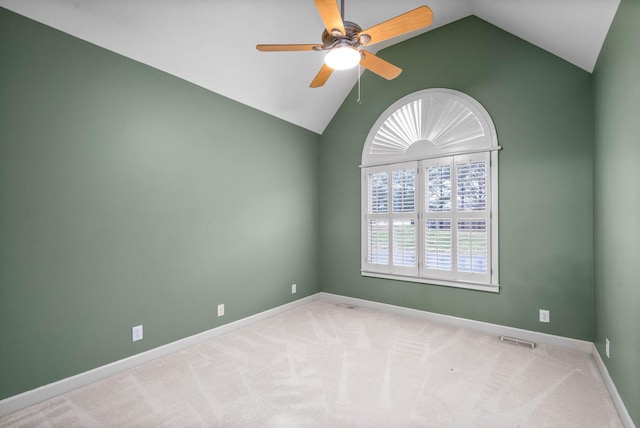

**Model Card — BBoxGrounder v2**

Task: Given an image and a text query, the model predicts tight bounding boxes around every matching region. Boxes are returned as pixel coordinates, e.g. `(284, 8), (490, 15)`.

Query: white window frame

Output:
(361, 89), (500, 293)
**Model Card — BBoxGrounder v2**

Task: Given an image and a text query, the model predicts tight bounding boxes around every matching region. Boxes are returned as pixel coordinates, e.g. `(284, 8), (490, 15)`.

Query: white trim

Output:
(0, 295), (319, 417)
(360, 146), (502, 169)
(318, 292), (591, 353)
(591, 344), (635, 428)
(361, 270), (500, 293)
(489, 150), (499, 286)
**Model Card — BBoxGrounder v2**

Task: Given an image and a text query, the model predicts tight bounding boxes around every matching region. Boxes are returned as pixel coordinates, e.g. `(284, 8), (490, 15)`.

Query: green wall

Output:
(319, 17), (594, 340)
(0, 8), (320, 400)
(593, 0), (640, 424)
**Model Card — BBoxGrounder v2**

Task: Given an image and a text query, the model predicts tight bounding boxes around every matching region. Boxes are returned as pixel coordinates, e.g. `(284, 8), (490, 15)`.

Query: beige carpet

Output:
(0, 300), (623, 427)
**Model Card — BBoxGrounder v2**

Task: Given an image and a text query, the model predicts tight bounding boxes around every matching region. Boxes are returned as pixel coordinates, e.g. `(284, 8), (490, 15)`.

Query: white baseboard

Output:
(318, 292), (593, 353)
(2, 292), (634, 427)
(0, 294), (319, 417)
(318, 292), (635, 427)
(591, 343), (635, 428)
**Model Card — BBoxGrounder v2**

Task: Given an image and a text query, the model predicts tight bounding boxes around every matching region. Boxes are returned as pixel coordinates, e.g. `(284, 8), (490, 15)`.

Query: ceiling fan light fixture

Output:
(324, 45), (361, 70)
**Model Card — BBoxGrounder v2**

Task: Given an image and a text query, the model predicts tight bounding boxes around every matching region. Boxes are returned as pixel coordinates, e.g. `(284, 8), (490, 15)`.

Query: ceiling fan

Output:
(256, 0), (433, 88)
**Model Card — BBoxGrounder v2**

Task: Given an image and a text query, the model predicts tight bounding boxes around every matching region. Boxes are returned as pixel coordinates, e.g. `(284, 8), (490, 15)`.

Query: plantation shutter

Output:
(363, 162), (418, 276)
(423, 157), (454, 280)
(366, 167), (389, 266)
(454, 153), (491, 283)
(422, 153), (490, 283)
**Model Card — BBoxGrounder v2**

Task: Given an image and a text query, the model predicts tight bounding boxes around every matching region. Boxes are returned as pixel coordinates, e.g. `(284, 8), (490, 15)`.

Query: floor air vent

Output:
(499, 335), (536, 348)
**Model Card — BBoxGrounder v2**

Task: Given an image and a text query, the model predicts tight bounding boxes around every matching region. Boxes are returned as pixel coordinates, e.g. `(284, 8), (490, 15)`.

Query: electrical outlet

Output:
(217, 303), (224, 317)
(606, 338), (610, 358)
(291, 283), (297, 294)
(132, 325), (143, 342)
(539, 309), (550, 323)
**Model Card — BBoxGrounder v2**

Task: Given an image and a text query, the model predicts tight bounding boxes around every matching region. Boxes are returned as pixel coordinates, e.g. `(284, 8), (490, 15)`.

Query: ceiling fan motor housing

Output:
(319, 21), (365, 50)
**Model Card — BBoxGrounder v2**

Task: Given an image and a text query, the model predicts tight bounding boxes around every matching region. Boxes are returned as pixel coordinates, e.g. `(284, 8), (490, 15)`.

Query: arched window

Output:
(361, 89), (500, 292)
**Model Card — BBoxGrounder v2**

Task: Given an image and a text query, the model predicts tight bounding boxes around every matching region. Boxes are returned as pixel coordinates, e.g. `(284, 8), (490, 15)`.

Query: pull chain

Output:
(356, 63), (362, 104)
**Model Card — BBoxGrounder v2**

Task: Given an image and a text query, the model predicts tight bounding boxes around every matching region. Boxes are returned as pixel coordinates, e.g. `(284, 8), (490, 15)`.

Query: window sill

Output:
(361, 270), (500, 293)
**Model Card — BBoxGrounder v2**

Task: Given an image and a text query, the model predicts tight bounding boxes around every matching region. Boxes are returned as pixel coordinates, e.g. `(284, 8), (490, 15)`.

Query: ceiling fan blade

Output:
(359, 6), (433, 46)
(314, 0), (345, 37)
(310, 64), (334, 88)
(256, 44), (322, 52)
(359, 51), (402, 80)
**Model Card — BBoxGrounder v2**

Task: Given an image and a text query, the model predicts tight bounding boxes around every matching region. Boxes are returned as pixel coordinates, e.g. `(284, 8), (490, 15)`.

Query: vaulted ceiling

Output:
(0, 0), (620, 134)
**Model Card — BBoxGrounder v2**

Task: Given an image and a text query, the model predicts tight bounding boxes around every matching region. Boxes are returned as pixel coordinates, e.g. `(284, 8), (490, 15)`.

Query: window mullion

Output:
(451, 156), (459, 277)
(416, 164), (424, 275)
(386, 167), (393, 270)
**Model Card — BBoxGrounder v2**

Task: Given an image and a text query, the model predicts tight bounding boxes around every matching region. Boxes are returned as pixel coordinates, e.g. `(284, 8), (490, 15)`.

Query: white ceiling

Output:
(0, 0), (620, 134)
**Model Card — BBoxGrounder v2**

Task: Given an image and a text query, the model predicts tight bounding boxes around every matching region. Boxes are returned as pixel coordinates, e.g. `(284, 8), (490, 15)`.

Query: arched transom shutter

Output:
(362, 88), (498, 167)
